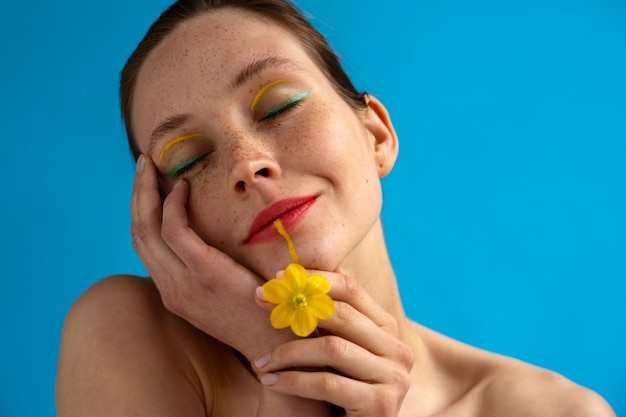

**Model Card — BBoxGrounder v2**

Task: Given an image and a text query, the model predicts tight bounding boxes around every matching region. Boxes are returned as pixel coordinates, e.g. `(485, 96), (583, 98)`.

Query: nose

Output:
(229, 140), (281, 193)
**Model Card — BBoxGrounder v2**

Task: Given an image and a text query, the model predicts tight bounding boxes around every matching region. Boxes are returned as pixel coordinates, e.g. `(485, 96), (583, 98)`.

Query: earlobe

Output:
(363, 95), (399, 178)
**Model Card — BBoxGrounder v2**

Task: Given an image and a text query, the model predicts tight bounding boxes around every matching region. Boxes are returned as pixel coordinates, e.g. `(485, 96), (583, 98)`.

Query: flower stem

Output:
(273, 218), (300, 264)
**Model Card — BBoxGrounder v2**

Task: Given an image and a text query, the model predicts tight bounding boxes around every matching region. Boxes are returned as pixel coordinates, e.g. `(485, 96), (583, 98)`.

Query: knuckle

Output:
(396, 341), (415, 371)
(130, 222), (150, 246)
(322, 336), (349, 359)
(316, 373), (338, 396)
(159, 290), (182, 315)
(334, 301), (356, 323)
(383, 314), (399, 335)
(342, 273), (360, 295)
(390, 366), (411, 393)
(372, 387), (403, 417)
(370, 395), (393, 417)
(160, 222), (178, 244)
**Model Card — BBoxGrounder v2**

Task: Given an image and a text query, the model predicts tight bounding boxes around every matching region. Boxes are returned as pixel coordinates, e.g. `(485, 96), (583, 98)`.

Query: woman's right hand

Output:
(132, 155), (331, 417)
(131, 154), (279, 359)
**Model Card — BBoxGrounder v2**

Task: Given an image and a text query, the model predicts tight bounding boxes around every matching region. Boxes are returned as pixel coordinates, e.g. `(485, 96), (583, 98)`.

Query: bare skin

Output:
(56, 8), (615, 417)
(56, 272), (614, 416)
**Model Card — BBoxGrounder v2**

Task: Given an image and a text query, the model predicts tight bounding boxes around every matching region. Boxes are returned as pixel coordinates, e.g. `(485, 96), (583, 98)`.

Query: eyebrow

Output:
(146, 56), (298, 156)
(231, 56), (295, 90)
(147, 113), (191, 157)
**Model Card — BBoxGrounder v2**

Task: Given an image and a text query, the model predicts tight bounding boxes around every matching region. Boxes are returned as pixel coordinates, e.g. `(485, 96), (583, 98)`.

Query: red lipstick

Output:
(245, 195), (318, 245)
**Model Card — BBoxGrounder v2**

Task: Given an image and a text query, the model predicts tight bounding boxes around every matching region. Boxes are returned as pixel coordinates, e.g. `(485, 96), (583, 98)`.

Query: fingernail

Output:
(136, 155), (146, 173)
(173, 179), (183, 190)
(256, 286), (266, 301)
(275, 270), (285, 278)
(260, 373), (278, 385)
(254, 352), (271, 368)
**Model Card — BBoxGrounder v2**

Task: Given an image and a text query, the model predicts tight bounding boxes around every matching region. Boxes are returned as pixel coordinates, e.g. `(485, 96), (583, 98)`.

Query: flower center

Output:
(293, 292), (308, 309)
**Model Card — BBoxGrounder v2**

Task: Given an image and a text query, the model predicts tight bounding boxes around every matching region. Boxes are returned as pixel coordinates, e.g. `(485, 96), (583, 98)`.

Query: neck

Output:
(342, 219), (443, 407)
(340, 218), (406, 324)
(339, 219), (463, 416)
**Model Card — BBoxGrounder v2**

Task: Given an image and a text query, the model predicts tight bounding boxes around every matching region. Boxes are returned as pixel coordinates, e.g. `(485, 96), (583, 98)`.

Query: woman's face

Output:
(132, 9), (396, 279)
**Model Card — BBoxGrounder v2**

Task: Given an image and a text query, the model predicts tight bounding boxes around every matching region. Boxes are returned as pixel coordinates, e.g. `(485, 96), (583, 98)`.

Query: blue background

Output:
(1, 0), (624, 415)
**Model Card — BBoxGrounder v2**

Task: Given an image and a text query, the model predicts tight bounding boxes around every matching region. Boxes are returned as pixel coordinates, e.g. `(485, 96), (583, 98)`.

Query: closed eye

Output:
(165, 152), (210, 177)
(260, 88), (311, 122)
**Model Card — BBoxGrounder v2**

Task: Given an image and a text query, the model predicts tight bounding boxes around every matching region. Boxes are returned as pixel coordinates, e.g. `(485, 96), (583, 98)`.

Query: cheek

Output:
(184, 170), (235, 251)
(303, 106), (380, 191)
(283, 104), (370, 173)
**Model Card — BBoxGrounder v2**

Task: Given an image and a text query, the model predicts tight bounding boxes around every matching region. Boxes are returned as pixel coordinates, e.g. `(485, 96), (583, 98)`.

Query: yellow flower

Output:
(263, 263), (335, 337)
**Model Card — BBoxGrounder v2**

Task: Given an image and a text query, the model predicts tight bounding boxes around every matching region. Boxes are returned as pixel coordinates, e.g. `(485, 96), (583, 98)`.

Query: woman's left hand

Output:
(254, 269), (415, 417)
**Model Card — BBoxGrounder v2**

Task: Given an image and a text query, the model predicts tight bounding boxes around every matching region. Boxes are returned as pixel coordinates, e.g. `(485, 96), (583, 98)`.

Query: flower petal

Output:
(284, 263), (308, 290)
(291, 309), (318, 337)
(263, 278), (292, 304)
(269, 302), (296, 329)
(305, 273), (331, 295)
(307, 294), (335, 320)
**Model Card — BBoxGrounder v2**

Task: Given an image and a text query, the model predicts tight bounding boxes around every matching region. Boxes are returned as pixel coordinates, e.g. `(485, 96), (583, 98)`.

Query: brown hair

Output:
(120, 0), (367, 159)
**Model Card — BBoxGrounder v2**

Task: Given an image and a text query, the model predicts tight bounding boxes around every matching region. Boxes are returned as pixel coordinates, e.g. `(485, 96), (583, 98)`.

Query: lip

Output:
(245, 195), (318, 245)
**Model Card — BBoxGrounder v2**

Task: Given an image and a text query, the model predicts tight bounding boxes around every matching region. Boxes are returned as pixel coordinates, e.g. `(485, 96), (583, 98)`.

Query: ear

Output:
(361, 95), (399, 177)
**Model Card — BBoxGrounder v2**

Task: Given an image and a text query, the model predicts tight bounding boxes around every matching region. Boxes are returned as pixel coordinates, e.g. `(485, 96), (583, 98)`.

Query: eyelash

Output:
(165, 152), (210, 177)
(260, 88), (311, 122)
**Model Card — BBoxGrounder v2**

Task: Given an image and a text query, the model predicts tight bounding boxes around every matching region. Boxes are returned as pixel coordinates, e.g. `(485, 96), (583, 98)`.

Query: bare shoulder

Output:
(414, 324), (615, 417)
(480, 355), (616, 417)
(56, 275), (226, 416)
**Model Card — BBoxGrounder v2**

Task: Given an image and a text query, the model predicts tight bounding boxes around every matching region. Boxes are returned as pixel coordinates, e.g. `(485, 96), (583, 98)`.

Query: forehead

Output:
(132, 8), (319, 141)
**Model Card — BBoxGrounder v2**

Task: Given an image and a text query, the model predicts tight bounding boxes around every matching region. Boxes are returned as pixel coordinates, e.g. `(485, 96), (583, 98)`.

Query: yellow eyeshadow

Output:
(159, 133), (203, 161)
(273, 218), (300, 264)
(250, 79), (290, 111)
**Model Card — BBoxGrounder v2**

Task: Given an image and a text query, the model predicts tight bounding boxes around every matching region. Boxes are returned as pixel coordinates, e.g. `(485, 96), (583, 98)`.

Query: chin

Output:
(280, 237), (347, 274)
(296, 252), (342, 273)
(240, 238), (347, 281)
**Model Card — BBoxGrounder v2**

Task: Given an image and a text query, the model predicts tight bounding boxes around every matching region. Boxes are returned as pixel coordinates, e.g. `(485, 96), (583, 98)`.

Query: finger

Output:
(261, 370), (407, 416)
(258, 268), (411, 366)
(131, 155), (161, 230)
(260, 370), (366, 406)
(160, 178), (265, 296)
(255, 286), (276, 311)
(131, 155), (185, 275)
(160, 179), (229, 270)
(313, 268), (398, 334)
(257, 335), (389, 382)
(256, 283), (412, 372)
(318, 300), (413, 371)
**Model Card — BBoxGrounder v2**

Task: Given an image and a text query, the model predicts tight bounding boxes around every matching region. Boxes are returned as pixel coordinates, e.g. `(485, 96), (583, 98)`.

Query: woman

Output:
(56, 1), (615, 416)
